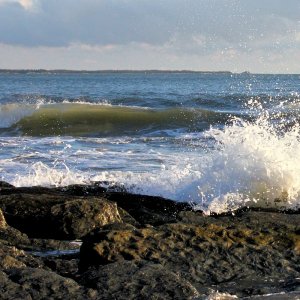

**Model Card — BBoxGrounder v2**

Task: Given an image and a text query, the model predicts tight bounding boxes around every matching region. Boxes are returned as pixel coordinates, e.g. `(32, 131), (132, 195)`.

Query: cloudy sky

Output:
(0, 0), (299, 73)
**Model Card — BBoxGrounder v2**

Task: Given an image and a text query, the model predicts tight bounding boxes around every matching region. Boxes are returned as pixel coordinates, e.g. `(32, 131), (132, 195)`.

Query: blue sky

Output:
(0, 0), (299, 72)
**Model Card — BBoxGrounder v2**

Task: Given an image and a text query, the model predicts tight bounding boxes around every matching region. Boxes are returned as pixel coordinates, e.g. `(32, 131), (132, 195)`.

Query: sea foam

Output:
(95, 112), (300, 213)
(7, 111), (300, 214)
(193, 114), (300, 213)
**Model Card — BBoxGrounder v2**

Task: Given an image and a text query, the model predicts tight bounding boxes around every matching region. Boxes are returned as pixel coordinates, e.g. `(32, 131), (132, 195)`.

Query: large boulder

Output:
(0, 208), (30, 247)
(50, 198), (122, 239)
(104, 192), (192, 225)
(0, 194), (122, 239)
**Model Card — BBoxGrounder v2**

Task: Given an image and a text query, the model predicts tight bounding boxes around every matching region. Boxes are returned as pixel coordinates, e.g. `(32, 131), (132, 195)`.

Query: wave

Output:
(7, 112), (300, 214)
(0, 102), (231, 137)
(95, 115), (300, 213)
(189, 115), (300, 213)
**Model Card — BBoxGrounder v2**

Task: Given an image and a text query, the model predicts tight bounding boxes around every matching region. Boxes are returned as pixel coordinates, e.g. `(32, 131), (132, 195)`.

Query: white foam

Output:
(6, 112), (300, 214)
(12, 161), (87, 187)
(195, 115), (300, 213)
(92, 114), (300, 213)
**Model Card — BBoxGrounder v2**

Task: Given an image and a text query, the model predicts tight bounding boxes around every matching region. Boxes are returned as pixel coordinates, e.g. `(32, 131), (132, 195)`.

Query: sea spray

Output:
(95, 112), (300, 213)
(96, 112), (300, 214)
(194, 114), (300, 213)
(12, 161), (88, 187)
(7, 113), (300, 213)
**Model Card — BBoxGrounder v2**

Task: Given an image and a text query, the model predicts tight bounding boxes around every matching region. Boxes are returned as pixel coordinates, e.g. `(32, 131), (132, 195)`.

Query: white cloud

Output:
(0, 0), (36, 10)
(19, 0), (34, 10)
(0, 41), (299, 73)
(0, 0), (299, 72)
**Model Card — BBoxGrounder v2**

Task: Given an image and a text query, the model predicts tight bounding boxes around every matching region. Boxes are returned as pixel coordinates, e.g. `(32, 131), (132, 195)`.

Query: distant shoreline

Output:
(0, 69), (233, 74)
(0, 69), (298, 75)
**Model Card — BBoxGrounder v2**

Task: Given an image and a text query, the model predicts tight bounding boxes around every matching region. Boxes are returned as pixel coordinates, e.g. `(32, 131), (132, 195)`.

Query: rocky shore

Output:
(0, 181), (299, 299)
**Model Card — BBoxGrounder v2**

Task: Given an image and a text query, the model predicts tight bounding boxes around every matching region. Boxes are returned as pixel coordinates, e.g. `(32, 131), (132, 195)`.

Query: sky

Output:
(0, 0), (299, 73)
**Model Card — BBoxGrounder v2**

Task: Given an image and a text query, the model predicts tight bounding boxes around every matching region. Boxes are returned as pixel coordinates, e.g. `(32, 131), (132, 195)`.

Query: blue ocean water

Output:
(0, 71), (300, 213)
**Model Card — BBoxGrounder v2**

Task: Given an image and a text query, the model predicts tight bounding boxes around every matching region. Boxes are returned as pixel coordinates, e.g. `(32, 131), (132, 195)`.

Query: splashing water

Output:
(192, 114), (300, 213)
(7, 112), (300, 214)
(108, 112), (300, 214)
(12, 161), (87, 187)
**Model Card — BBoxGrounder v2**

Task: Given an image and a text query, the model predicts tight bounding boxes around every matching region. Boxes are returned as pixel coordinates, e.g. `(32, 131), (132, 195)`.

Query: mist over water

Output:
(1, 71), (300, 213)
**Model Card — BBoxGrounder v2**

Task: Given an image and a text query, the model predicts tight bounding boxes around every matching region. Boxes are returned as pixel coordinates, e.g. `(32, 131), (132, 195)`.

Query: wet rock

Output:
(0, 193), (122, 239)
(0, 244), (44, 270)
(43, 257), (79, 279)
(0, 193), (65, 237)
(1, 268), (98, 300)
(0, 208), (31, 248)
(58, 185), (193, 225)
(79, 260), (199, 300)
(59, 183), (107, 196)
(104, 192), (193, 225)
(50, 198), (122, 239)
(27, 240), (81, 280)
(0, 182), (193, 227)
(0, 184), (58, 196)
(80, 211), (300, 297)
(0, 182), (299, 298)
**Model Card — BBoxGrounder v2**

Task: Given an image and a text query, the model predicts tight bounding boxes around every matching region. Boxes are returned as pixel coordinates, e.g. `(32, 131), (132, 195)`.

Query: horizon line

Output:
(0, 69), (298, 75)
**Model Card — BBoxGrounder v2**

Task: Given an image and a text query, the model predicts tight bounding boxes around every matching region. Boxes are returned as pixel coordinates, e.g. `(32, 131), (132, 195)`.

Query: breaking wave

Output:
(8, 111), (300, 214)
(191, 114), (300, 213)
(0, 102), (230, 137)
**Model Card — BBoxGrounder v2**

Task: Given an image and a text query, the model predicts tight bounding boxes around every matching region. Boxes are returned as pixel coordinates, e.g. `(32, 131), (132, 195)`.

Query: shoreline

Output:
(0, 181), (299, 299)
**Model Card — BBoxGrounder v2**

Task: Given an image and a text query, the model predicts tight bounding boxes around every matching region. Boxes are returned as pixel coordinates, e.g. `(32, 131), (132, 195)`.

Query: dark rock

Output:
(0, 182), (299, 298)
(0, 183), (193, 227)
(43, 257), (79, 279)
(0, 244), (44, 270)
(0, 193), (122, 239)
(59, 183), (107, 196)
(0, 270), (31, 300)
(50, 198), (122, 239)
(0, 208), (31, 247)
(214, 277), (300, 299)
(0, 181), (15, 189)
(0, 184), (59, 196)
(117, 206), (141, 227)
(80, 211), (300, 297)
(0, 246), (27, 269)
(1, 268), (98, 300)
(0, 193), (65, 237)
(104, 192), (193, 225)
(59, 184), (194, 226)
(80, 260), (200, 299)
(0, 225), (30, 248)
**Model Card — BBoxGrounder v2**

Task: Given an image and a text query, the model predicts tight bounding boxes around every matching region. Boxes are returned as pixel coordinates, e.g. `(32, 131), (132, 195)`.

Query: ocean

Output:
(1, 70), (300, 214)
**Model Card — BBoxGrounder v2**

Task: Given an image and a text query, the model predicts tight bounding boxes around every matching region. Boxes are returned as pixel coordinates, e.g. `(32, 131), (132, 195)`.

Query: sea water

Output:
(0, 71), (300, 214)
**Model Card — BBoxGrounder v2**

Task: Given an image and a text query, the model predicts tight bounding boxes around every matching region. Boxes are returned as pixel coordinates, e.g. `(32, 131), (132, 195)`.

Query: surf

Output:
(1, 102), (229, 137)
(8, 111), (300, 214)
